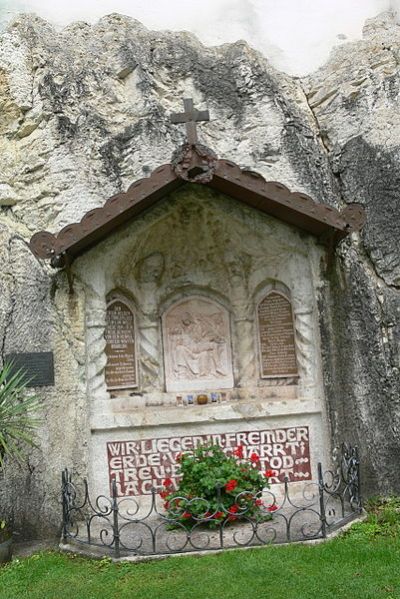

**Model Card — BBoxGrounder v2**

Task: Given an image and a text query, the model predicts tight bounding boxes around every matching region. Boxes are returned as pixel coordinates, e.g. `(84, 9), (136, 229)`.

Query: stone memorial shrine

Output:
(29, 98), (364, 505)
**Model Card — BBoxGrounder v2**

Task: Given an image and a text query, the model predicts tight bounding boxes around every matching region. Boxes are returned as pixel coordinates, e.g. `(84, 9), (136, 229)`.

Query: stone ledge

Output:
(90, 398), (322, 431)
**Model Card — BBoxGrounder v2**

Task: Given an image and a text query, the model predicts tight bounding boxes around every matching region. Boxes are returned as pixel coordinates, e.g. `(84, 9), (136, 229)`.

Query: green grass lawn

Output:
(1, 533), (400, 599)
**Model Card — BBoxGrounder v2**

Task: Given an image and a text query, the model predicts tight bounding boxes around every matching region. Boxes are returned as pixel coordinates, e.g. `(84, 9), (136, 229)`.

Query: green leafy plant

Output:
(0, 362), (41, 546)
(345, 495), (400, 540)
(160, 444), (276, 527)
(0, 362), (41, 469)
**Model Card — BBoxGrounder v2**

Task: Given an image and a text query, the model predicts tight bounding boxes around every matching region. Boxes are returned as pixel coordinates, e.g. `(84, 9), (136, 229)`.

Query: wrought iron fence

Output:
(61, 443), (362, 558)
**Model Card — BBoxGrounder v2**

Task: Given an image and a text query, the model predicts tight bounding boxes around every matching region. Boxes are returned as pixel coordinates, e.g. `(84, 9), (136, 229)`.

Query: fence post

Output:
(111, 478), (120, 559)
(318, 462), (327, 538)
(61, 468), (68, 545)
(216, 483), (224, 548)
(284, 477), (291, 541)
(355, 446), (362, 512)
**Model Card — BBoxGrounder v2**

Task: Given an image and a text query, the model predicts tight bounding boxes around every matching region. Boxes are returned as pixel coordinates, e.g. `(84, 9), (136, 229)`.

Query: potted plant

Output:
(160, 443), (276, 527)
(0, 362), (40, 564)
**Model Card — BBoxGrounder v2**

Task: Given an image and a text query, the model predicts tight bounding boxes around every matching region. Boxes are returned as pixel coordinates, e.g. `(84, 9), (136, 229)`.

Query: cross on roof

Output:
(170, 98), (210, 145)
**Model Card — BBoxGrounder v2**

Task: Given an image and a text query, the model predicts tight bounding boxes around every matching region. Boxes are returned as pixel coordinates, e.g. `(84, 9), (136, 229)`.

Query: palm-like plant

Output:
(0, 362), (40, 551)
(0, 362), (41, 469)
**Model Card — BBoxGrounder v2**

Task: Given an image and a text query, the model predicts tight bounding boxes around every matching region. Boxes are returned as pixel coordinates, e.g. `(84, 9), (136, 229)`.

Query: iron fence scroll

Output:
(61, 443), (362, 558)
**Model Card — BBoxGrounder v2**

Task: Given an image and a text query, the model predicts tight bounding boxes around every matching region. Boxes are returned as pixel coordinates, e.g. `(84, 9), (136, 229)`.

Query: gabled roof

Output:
(29, 143), (365, 268)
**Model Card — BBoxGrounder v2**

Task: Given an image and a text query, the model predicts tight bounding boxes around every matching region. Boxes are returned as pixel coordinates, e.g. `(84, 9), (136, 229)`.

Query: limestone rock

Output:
(0, 11), (399, 537)
(304, 11), (400, 493)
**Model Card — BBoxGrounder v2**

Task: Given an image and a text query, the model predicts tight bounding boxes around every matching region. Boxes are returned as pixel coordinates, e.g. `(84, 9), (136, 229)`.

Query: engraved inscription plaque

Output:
(105, 300), (138, 390)
(163, 297), (234, 392)
(257, 291), (298, 378)
(6, 352), (54, 387)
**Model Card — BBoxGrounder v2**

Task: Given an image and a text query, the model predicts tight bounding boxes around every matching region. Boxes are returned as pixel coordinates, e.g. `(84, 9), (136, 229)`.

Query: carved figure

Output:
(137, 252), (165, 284)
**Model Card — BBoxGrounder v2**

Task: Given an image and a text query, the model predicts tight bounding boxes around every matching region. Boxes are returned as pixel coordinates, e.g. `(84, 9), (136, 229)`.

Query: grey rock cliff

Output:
(0, 10), (399, 536)
(304, 11), (400, 494)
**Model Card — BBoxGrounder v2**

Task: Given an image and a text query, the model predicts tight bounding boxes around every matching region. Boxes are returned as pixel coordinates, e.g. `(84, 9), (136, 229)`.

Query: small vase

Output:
(196, 394), (208, 405)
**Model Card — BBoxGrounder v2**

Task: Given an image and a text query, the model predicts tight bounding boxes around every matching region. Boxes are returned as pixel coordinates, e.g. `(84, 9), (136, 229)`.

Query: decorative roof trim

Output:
(29, 144), (365, 267)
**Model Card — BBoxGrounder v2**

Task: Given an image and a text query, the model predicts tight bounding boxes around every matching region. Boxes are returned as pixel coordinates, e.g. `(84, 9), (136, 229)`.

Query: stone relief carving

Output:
(112, 193), (304, 304)
(137, 252), (165, 285)
(86, 294), (109, 399)
(223, 248), (256, 385)
(163, 297), (234, 392)
(293, 309), (315, 382)
(134, 253), (165, 391)
(283, 258), (316, 386)
(138, 323), (161, 391)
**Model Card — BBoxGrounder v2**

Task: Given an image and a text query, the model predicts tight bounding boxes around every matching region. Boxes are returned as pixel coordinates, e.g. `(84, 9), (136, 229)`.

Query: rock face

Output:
(0, 11), (399, 537)
(304, 12), (400, 494)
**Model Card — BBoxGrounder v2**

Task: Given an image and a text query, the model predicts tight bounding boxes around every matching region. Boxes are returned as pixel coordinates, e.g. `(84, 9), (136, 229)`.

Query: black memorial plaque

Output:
(5, 352), (55, 387)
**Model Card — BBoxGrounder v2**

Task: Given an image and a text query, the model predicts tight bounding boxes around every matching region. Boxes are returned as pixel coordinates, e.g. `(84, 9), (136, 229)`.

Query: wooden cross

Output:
(170, 98), (210, 145)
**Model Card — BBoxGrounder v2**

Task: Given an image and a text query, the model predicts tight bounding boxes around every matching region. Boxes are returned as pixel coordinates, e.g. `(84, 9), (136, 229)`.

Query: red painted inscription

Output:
(107, 426), (311, 496)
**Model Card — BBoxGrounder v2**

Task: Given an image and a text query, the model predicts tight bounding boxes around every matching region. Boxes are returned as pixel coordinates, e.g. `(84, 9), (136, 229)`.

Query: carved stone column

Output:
(225, 251), (256, 387)
(136, 252), (165, 392)
(86, 292), (108, 400)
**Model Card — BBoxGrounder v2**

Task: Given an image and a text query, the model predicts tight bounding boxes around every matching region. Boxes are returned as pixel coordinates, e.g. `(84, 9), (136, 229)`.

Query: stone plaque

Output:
(257, 292), (298, 378)
(105, 300), (138, 390)
(107, 426), (311, 496)
(5, 352), (54, 387)
(162, 297), (234, 392)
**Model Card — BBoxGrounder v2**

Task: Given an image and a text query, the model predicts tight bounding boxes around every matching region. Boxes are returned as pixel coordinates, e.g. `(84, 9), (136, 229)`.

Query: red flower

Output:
(182, 511), (191, 519)
(159, 490), (169, 499)
(250, 452), (260, 463)
(225, 479), (238, 492)
(163, 478), (173, 487)
(163, 501), (170, 509)
(175, 453), (182, 462)
(214, 511), (224, 519)
(255, 498), (264, 506)
(264, 469), (274, 478)
(227, 515), (237, 522)
(268, 504), (278, 512)
(233, 445), (244, 458)
(228, 504), (239, 514)
(168, 498), (181, 509)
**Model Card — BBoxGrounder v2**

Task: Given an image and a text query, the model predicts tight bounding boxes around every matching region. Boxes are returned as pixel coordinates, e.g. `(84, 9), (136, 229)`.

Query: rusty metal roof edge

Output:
(212, 160), (359, 234)
(29, 154), (366, 266)
(29, 164), (177, 262)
